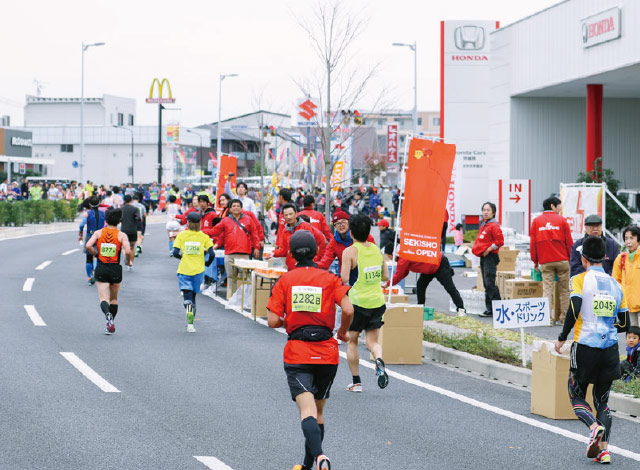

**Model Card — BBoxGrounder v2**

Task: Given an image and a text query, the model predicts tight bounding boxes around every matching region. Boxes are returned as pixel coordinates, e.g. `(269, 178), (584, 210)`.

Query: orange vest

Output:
(96, 226), (122, 264)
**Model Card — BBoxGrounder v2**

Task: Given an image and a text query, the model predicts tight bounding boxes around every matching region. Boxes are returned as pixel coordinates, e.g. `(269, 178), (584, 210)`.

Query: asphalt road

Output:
(1, 224), (638, 469)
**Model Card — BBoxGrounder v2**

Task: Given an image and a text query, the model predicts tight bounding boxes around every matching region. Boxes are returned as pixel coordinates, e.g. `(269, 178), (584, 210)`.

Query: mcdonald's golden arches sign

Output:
(146, 78), (175, 103)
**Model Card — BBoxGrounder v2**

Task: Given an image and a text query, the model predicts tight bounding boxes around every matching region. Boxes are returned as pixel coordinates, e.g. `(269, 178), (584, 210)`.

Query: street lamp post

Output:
(216, 73), (238, 186)
(392, 41), (418, 135)
(80, 41), (105, 184)
(186, 129), (203, 187)
(113, 125), (134, 184)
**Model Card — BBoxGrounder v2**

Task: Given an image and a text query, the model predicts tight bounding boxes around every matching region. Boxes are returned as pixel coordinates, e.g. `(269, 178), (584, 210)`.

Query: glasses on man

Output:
(334, 220), (348, 226)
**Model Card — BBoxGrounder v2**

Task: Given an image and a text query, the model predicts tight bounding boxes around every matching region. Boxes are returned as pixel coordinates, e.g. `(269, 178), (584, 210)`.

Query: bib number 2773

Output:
(291, 286), (322, 313)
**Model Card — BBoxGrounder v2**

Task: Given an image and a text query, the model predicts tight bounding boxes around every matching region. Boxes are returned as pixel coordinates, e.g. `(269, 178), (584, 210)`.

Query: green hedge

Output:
(0, 200), (79, 227)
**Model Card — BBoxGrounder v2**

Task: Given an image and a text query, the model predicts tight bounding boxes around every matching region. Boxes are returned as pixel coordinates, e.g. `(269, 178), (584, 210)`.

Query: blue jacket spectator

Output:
(570, 214), (619, 276)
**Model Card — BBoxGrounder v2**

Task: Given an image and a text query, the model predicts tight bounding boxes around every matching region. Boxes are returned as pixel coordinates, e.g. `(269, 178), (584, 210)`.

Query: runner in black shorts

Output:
(267, 230), (353, 470)
(121, 194), (140, 271)
(86, 208), (132, 335)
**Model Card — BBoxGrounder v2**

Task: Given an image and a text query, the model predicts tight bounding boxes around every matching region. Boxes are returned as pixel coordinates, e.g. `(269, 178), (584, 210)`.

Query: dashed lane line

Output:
(194, 456), (234, 469)
(59, 352), (120, 393)
(35, 260), (52, 270)
(23, 278), (35, 292)
(62, 248), (80, 256)
(23, 305), (46, 326)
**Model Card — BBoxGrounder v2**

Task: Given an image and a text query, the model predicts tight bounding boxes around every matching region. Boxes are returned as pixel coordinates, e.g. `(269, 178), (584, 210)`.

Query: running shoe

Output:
(104, 320), (115, 335)
(186, 324), (196, 333)
(126, 265), (131, 272)
(346, 383), (362, 392)
(87, 277), (93, 286)
(316, 455), (331, 470)
(593, 449), (610, 464)
(479, 311), (493, 317)
(457, 308), (466, 317)
(136, 246), (142, 255)
(375, 358), (389, 389)
(587, 425), (606, 458)
(186, 302), (195, 325)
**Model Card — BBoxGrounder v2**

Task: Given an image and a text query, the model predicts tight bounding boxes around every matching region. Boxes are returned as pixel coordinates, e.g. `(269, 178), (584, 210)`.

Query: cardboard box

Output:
(497, 248), (519, 272)
(251, 277), (271, 318)
(386, 294), (410, 304)
(379, 304), (423, 364)
(504, 279), (543, 299)
(496, 271), (516, 297)
(531, 342), (593, 419)
(476, 267), (485, 292)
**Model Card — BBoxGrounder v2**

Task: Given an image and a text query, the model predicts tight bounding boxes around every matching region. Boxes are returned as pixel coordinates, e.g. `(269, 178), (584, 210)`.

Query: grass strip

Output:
(612, 378), (640, 398)
(433, 312), (539, 345)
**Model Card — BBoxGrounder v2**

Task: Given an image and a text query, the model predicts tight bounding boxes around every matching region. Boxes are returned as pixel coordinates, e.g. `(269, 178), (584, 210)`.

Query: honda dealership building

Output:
(443, 0), (640, 231)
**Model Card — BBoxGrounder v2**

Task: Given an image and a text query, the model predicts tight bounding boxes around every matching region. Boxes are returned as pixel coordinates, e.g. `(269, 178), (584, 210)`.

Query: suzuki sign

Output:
(581, 7), (621, 48)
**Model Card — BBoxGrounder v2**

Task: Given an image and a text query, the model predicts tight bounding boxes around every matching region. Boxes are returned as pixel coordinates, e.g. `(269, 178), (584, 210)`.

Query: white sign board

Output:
(492, 298), (550, 329)
(499, 179), (531, 235)
(581, 7), (621, 49)
(560, 183), (605, 240)
(296, 98), (319, 127)
(442, 20), (498, 232)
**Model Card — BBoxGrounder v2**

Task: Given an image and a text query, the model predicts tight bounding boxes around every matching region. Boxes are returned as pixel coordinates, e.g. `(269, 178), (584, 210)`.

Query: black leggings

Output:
(568, 371), (613, 441)
(416, 256), (464, 309)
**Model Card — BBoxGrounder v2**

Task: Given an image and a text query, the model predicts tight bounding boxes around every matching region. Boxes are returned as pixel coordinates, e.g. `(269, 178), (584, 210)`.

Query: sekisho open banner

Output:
(492, 297), (551, 366)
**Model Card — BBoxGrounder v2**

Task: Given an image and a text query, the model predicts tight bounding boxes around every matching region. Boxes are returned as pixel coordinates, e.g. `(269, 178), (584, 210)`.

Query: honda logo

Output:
(454, 25), (485, 50)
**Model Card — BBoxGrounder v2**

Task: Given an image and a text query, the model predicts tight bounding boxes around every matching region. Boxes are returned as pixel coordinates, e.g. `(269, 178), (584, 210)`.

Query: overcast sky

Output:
(0, 0), (559, 127)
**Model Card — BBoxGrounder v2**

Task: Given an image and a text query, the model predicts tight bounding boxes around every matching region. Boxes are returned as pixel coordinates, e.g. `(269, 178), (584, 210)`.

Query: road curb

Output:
(422, 340), (639, 416)
(0, 222), (78, 240)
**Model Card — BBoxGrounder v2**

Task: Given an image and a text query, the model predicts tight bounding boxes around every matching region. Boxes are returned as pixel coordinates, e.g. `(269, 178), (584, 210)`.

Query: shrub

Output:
(0, 200), (80, 226)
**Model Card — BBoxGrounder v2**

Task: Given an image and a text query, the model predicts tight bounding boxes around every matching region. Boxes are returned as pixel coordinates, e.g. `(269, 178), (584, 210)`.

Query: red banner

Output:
(387, 124), (398, 163)
(216, 154), (237, 209)
(399, 138), (456, 264)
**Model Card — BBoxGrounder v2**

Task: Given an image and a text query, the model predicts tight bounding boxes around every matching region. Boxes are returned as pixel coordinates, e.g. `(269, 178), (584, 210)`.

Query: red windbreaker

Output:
(298, 208), (333, 242)
(529, 211), (573, 265)
(317, 234), (375, 272)
(391, 254), (440, 286)
(472, 219), (504, 256)
(273, 219), (327, 270)
(200, 208), (218, 231)
(206, 214), (260, 254)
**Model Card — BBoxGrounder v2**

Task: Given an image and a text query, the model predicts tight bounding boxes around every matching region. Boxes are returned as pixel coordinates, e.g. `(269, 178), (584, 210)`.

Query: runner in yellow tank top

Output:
(340, 214), (389, 392)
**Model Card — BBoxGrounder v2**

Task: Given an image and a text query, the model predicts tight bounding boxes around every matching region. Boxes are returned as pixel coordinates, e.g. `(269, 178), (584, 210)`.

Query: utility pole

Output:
(324, 59), (332, 223)
(157, 104), (163, 183)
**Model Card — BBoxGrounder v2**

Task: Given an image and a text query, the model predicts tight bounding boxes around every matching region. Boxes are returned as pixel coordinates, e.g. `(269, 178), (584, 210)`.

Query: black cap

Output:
(290, 230), (317, 259)
(581, 236), (606, 263)
(585, 214), (603, 226)
(187, 212), (201, 223)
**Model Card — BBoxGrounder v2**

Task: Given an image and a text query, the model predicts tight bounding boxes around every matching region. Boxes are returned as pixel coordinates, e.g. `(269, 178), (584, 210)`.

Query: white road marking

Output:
(194, 456), (234, 469)
(35, 260), (52, 270)
(23, 278), (35, 292)
(62, 248), (80, 256)
(0, 228), (77, 242)
(23, 305), (46, 326)
(59, 352), (120, 393)
(250, 301), (640, 463)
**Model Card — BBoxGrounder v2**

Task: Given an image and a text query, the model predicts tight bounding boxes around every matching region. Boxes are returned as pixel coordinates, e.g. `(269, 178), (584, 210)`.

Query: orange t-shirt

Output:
(96, 226), (122, 264)
(267, 266), (350, 365)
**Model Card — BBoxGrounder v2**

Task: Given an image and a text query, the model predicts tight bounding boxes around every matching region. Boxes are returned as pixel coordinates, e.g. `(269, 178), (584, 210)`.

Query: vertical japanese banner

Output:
(330, 161), (345, 191)
(387, 124), (398, 164)
(399, 138), (456, 264)
(216, 154), (237, 209)
(560, 183), (604, 240)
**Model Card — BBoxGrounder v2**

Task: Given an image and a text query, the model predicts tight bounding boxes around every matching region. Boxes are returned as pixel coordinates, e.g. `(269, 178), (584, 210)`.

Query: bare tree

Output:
(296, 0), (386, 222)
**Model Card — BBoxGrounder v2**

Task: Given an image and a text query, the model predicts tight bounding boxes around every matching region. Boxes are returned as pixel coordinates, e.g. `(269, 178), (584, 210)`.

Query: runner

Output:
(317, 210), (375, 274)
(132, 193), (147, 257)
(121, 195), (141, 271)
(554, 236), (630, 464)
(340, 213), (389, 393)
(85, 208), (131, 335)
(172, 212), (215, 333)
(166, 195), (183, 256)
(267, 230), (353, 470)
(78, 195), (106, 286)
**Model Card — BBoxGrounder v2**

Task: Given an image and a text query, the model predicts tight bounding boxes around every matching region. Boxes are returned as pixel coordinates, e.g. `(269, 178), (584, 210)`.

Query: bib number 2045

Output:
(292, 286), (322, 313)
(593, 294), (616, 317)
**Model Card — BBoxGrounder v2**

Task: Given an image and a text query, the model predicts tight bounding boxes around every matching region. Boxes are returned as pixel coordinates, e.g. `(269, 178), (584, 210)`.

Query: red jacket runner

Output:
(317, 233), (375, 272)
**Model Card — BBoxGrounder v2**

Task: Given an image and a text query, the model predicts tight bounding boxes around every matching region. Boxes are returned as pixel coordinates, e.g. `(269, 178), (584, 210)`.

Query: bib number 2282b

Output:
(291, 286), (322, 313)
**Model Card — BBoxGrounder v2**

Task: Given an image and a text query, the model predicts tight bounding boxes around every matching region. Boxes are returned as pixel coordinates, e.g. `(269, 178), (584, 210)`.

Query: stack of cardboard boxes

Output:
(379, 304), (423, 364)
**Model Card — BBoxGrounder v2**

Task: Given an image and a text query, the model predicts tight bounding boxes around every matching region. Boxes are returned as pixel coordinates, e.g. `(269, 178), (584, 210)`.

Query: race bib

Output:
(291, 286), (322, 313)
(100, 243), (117, 258)
(363, 265), (382, 285)
(593, 294), (616, 317)
(184, 241), (201, 255)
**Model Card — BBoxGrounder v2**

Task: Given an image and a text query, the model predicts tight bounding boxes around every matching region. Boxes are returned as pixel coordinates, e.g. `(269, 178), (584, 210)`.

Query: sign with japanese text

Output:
(492, 298), (550, 329)
(399, 138), (456, 265)
(166, 125), (179, 143)
(387, 124), (398, 163)
(499, 179), (531, 235)
(330, 161), (345, 191)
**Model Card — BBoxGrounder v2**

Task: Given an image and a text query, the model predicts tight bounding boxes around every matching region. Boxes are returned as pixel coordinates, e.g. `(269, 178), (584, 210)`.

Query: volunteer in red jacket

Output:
(390, 251), (465, 316)
(472, 202), (504, 317)
(298, 195), (332, 242)
(267, 230), (353, 470)
(530, 196), (573, 325)
(207, 199), (260, 295)
(317, 210), (375, 273)
(268, 203), (326, 271)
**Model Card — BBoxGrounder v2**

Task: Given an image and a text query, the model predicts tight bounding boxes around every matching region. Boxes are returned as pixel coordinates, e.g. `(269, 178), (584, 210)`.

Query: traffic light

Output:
(270, 125), (276, 136)
(353, 110), (362, 126)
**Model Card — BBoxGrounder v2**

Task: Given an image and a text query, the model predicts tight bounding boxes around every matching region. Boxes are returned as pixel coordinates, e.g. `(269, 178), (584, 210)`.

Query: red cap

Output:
(332, 210), (350, 224)
(377, 219), (389, 228)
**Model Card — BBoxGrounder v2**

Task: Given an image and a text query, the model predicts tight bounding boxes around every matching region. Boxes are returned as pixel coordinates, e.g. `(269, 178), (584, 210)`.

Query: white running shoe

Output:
(126, 265), (131, 272)
(346, 383), (362, 392)
(457, 308), (466, 317)
(187, 324), (196, 333)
